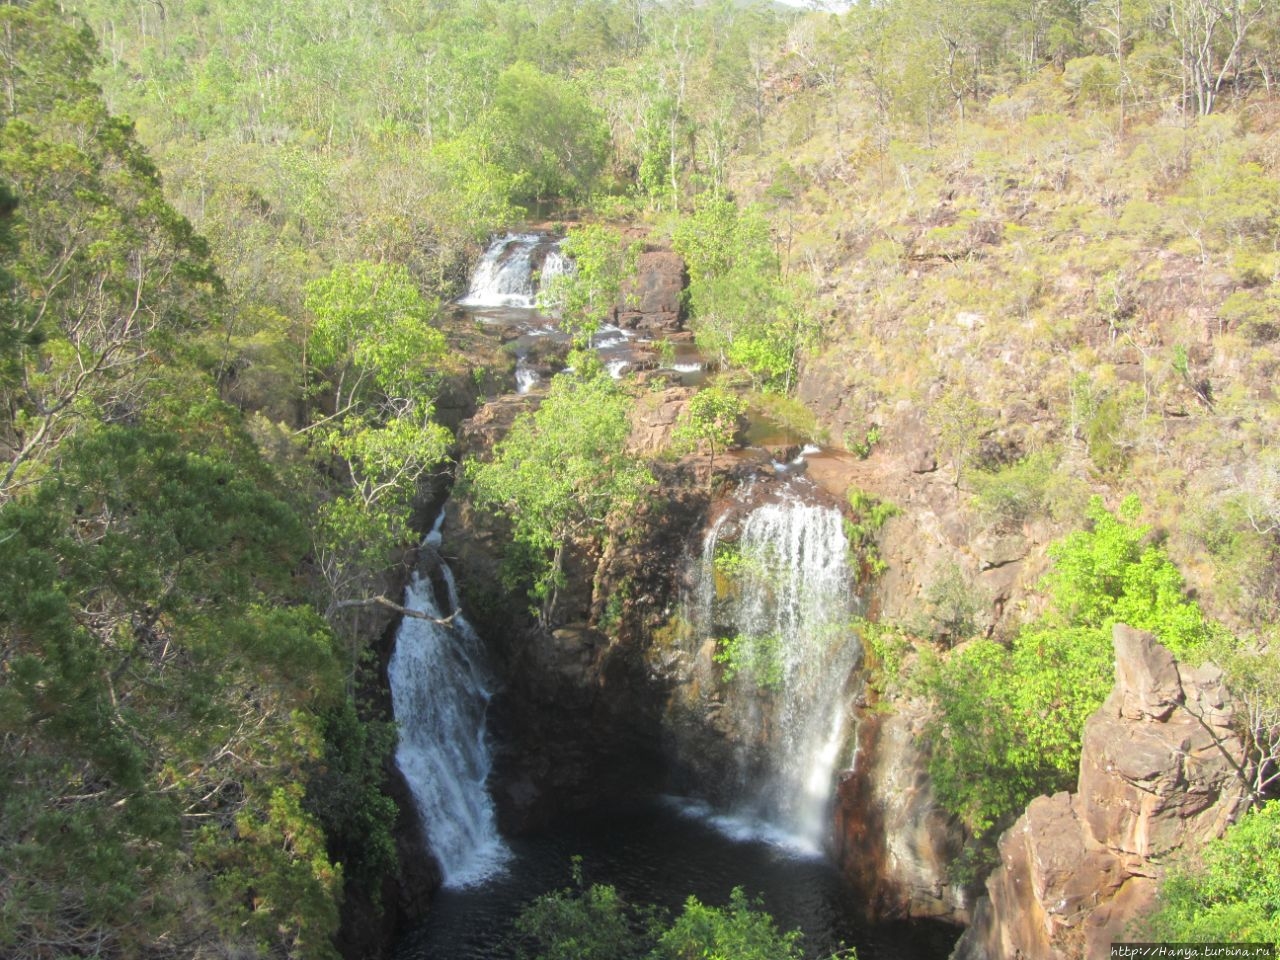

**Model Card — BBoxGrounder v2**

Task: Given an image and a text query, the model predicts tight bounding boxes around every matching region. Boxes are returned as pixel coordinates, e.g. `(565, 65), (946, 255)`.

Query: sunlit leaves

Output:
(1150, 800), (1280, 943)
(305, 260), (445, 403)
(465, 370), (651, 624)
(925, 496), (1220, 837)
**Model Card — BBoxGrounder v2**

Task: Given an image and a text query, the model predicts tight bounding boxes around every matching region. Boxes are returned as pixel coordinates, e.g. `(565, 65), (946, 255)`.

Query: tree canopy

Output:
(465, 368), (651, 625)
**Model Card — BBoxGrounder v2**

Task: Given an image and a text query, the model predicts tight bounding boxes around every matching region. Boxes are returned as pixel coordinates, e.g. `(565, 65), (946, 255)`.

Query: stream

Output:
(388, 233), (962, 959)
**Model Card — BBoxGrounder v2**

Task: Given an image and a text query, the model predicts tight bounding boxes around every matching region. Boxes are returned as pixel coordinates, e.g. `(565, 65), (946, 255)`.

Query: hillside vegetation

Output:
(3, 0), (1280, 954)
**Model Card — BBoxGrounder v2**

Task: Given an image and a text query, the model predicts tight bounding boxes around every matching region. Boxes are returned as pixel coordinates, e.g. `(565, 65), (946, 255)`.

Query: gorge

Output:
(7, 1), (1279, 957)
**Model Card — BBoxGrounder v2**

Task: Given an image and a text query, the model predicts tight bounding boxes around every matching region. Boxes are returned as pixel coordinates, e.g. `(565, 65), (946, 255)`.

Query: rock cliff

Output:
(953, 625), (1247, 960)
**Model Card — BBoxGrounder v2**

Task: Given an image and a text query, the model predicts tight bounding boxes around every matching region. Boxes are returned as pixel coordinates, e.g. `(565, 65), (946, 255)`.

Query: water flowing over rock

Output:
(675, 477), (862, 848)
(388, 519), (509, 888)
(458, 233), (568, 309)
(953, 625), (1247, 960)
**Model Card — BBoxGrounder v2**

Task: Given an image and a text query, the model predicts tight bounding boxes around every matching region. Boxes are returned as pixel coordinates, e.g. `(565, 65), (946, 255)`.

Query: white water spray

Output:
(388, 516), (509, 887)
(459, 233), (568, 309)
(690, 482), (860, 847)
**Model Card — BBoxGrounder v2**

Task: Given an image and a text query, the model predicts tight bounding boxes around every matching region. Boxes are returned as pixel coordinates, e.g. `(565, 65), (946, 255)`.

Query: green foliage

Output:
(927, 388), (995, 487)
(969, 448), (1059, 526)
(654, 887), (807, 960)
(515, 861), (649, 960)
(915, 562), (986, 646)
(1220, 286), (1280, 344)
(1042, 495), (1216, 658)
(465, 370), (651, 625)
(674, 386), (745, 474)
(0, 0), (218, 498)
(1084, 390), (1132, 474)
(924, 496), (1221, 837)
(672, 196), (817, 392)
(305, 260), (445, 403)
(847, 425), (882, 459)
(304, 699), (400, 898)
(714, 633), (785, 691)
(513, 868), (827, 960)
(482, 62), (611, 206)
(844, 488), (899, 577)
(0, 421), (345, 958)
(539, 224), (639, 347)
(1149, 800), (1280, 943)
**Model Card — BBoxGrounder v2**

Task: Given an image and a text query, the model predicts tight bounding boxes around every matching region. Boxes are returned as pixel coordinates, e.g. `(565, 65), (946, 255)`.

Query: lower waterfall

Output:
(688, 479), (861, 848)
(388, 520), (508, 888)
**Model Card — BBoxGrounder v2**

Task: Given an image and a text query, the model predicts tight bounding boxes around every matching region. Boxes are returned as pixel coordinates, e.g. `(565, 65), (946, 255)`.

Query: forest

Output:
(2, 0), (1279, 956)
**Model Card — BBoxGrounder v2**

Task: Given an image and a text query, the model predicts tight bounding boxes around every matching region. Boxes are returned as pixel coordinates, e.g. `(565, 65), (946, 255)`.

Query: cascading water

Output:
(687, 479), (861, 849)
(388, 516), (509, 887)
(458, 233), (570, 309)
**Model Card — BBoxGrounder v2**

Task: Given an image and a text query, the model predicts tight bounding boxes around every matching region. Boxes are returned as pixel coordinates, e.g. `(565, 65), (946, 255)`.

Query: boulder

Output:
(628, 386), (695, 456)
(615, 251), (687, 334)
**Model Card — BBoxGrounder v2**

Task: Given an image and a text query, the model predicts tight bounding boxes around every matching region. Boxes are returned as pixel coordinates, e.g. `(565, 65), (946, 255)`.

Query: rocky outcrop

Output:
(953, 625), (1248, 960)
(835, 702), (970, 925)
(628, 386), (695, 456)
(614, 251), (686, 334)
(445, 398), (712, 834)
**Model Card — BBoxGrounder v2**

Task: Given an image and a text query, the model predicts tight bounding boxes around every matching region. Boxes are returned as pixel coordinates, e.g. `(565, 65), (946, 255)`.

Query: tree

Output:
(927, 386), (995, 487)
(304, 260), (446, 414)
(302, 261), (453, 646)
(465, 369), (651, 626)
(1167, 0), (1269, 115)
(480, 61), (610, 207)
(672, 196), (817, 391)
(674, 385), (744, 478)
(0, 0), (219, 500)
(538, 224), (639, 348)
(0, 421), (345, 959)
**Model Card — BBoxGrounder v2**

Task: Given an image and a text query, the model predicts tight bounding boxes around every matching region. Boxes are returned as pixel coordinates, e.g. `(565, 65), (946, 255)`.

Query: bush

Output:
(969, 448), (1058, 526)
(924, 496), (1222, 837)
(1148, 800), (1280, 943)
(512, 869), (831, 960)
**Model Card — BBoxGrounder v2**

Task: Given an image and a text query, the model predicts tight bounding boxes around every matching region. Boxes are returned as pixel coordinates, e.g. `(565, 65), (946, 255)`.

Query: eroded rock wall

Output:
(953, 625), (1247, 960)
(835, 702), (970, 925)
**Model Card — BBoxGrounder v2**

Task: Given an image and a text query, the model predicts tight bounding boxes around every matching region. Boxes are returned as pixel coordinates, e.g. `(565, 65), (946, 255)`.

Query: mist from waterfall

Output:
(388, 518), (509, 888)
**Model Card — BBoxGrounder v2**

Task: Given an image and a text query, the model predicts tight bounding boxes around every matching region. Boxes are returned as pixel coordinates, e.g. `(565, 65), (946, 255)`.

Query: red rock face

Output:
(954, 625), (1247, 960)
(614, 251), (687, 334)
(834, 704), (971, 925)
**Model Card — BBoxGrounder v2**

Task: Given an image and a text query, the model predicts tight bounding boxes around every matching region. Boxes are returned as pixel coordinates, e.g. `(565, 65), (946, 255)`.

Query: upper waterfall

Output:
(688, 478), (861, 849)
(388, 516), (509, 888)
(458, 232), (570, 309)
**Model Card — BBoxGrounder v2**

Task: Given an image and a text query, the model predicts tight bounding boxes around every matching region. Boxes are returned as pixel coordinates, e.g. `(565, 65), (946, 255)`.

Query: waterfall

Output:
(514, 357), (539, 394)
(388, 517), (509, 887)
(458, 233), (568, 309)
(689, 481), (860, 848)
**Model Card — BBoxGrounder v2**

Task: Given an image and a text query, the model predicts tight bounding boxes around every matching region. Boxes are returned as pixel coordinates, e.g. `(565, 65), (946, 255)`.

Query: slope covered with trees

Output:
(4, 0), (1280, 953)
